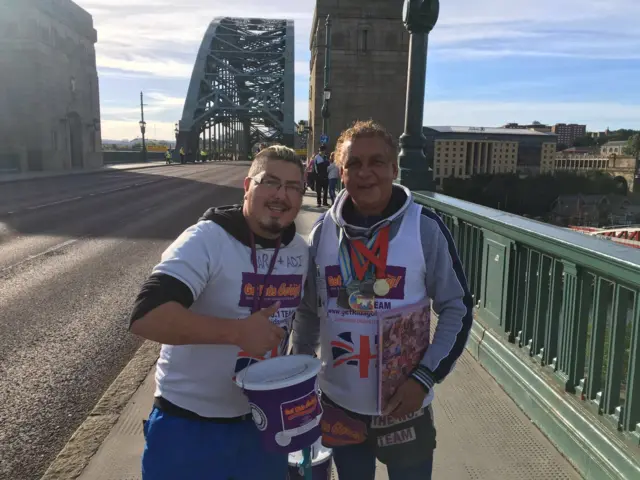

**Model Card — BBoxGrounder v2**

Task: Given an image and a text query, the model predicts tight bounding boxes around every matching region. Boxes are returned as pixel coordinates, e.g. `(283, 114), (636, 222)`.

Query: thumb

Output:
(260, 301), (281, 317)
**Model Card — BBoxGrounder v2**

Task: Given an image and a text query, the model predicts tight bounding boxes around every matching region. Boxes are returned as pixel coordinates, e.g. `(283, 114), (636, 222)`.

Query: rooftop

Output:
(424, 126), (557, 137)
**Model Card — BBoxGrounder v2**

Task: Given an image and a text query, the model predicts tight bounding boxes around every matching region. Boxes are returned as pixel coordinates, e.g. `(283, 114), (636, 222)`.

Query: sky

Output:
(76, 0), (640, 141)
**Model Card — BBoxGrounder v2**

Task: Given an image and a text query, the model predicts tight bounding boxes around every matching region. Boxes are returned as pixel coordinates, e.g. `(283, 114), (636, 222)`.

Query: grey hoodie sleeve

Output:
(291, 220), (324, 356)
(410, 208), (474, 392)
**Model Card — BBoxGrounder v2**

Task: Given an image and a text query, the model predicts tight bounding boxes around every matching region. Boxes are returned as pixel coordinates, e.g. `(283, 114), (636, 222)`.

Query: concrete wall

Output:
(0, 0), (102, 173)
(309, 0), (409, 155)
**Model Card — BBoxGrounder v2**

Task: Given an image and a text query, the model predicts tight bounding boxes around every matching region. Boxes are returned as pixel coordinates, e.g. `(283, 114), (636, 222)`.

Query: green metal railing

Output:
(414, 191), (640, 450)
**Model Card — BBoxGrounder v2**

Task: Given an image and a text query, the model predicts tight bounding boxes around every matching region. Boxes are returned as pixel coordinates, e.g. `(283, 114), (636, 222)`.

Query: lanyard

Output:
(349, 226), (390, 281)
(249, 232), (281, 313)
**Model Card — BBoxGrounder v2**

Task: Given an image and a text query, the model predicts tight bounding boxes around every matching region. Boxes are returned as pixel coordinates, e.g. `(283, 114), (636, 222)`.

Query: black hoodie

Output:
(129, 205), (297, 326)
(198, 204), (296, 248)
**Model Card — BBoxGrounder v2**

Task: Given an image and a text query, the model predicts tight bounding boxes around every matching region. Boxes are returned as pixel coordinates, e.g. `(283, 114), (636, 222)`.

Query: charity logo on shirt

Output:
(325, 265), (406, 300)
(239, 272), (303, 309)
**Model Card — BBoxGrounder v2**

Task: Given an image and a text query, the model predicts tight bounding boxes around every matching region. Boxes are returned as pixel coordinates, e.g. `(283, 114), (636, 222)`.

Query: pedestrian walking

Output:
(327, 151), (339, 205)
(314, 145), (329, 207)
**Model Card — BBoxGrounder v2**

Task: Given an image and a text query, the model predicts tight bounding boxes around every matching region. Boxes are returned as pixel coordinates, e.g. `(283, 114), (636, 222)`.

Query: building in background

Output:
(308, 0), (409, 155)
(552, 123), (587, 147)
(423, 126), (557, 187)
(554, 151), (636, 193)
(0, 0), (102, 173)
(601, 140), (627, 156)
(503, 122), (553, 133)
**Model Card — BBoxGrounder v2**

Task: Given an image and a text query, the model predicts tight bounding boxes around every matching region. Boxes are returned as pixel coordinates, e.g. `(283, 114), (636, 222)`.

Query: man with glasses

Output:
(293, 121), (473, 479)
(128, 145), (308, 480)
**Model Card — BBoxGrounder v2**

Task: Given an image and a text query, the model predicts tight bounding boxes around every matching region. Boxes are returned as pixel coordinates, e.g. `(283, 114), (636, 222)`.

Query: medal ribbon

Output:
(349, 226), (390, 281)
(338, 230), (375, 285)
(249, 232), (281, 313)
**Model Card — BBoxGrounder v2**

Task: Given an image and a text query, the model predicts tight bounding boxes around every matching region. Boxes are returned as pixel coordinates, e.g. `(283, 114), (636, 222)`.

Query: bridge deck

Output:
(76, 339), (581, 479)
(75, 195), (582, 480)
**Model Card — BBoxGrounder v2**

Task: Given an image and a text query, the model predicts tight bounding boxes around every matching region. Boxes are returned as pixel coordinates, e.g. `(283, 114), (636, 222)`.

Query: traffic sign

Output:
(320, 134), (329, 144)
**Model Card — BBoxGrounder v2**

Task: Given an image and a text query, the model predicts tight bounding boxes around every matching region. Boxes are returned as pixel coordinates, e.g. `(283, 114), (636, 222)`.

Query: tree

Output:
(572, 135), (596, 148)
(624, 134), (640, 157)
(531, 120), (542, 125)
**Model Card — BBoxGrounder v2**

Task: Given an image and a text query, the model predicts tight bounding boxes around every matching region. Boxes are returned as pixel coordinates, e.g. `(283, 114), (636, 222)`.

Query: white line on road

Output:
(2, 180), (164, 215)
(0, 238), (80, 275)
(26, 197), (84, 211)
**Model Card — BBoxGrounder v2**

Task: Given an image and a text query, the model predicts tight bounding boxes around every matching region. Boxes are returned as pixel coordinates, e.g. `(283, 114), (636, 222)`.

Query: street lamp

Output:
(139, 91), (147, 162)
(320, 15), (332, 147)
(139, 119), (147, 161)
(398, 0), (439, 191)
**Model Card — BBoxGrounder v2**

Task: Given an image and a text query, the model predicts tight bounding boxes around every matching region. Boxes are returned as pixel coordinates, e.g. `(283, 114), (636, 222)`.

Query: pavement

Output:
(0, 163), (250, 479)
(37, 190), (583, 479)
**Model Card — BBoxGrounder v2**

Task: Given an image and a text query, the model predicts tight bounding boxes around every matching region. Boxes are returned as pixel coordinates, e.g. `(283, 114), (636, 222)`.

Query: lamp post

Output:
(139, 91), (147, 162)
(398, 0), (439, 191)
(320, 15), (332, 149)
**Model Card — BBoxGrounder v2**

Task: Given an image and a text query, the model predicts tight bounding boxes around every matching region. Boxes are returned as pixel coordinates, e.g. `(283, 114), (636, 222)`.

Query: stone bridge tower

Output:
(308, 1), (409, 156)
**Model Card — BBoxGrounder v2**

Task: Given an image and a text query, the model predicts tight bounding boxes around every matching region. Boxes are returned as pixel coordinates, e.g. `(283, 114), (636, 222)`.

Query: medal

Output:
(359, 279), (375, 295)
(348, 292), (375, 312)
(337, 288), (351, 310)
(350, 227), (391, 298)
(373, 278), (390, 297)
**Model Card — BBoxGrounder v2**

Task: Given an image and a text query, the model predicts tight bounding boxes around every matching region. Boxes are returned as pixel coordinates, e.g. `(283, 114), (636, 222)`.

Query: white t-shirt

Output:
(152, 220), (309, 417)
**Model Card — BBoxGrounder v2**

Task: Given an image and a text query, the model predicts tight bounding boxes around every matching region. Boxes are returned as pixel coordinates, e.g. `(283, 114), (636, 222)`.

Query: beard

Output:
(258, 217), (285, 235)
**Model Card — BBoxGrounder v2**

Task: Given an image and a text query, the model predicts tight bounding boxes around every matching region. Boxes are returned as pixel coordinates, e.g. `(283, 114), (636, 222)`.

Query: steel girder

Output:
(177, 17), (294, 160)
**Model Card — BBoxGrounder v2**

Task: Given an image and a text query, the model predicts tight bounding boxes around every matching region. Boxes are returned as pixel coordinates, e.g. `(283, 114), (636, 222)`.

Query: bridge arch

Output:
(613, 175), (629, 195)
(177, 17), (295, 161)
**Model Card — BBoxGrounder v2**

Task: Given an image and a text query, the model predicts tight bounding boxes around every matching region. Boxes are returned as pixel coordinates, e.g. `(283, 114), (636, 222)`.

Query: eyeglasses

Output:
(252, 175), (305, 197)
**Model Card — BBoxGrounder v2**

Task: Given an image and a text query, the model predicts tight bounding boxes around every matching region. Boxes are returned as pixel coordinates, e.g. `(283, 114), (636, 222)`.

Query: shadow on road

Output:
(0, 166), (246, 242)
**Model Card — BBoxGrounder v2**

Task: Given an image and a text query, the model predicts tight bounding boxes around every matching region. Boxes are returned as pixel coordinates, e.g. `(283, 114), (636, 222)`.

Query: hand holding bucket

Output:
(237, 301), (285, 357)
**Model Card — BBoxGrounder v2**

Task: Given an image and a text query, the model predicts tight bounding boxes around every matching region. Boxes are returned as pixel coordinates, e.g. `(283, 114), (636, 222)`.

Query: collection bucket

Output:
(235, 354), (323, 453)
(287, 438), (333, 480)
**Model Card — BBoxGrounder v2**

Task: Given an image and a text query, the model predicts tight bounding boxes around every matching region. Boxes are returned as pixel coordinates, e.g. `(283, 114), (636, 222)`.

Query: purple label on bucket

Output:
(243, 374), (323, 454)
(281, 390), (322, 432)
(324, 265), (406, 300)
(239, 273), (303, 308)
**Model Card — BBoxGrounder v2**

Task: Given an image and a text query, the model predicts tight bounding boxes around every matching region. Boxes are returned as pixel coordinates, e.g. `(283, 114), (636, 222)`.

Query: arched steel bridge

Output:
(176, 17), (295, 161)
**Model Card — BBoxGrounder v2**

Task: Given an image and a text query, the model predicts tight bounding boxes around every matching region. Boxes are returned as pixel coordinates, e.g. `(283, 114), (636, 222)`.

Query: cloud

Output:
(295, 61), (309, 78)
(98, 56), (193, 78)
(101, 93), (184, 121)
(101, 119), (178, 142)
(75, 0), (640, 140)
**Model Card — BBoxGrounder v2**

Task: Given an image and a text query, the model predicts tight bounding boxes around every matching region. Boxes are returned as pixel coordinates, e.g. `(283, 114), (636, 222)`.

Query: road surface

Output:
(0, 163), (248, 479)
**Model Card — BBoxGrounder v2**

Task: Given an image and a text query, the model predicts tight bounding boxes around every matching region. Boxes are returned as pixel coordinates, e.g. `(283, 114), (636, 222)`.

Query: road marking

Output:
(0, 164), (237, 217)
(0, 238), (80, 275)
(26, 197), (83, 211)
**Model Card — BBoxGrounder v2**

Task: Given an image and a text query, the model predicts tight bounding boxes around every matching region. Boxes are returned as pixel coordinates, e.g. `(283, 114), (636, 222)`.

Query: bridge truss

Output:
(177, 17), (295, 160)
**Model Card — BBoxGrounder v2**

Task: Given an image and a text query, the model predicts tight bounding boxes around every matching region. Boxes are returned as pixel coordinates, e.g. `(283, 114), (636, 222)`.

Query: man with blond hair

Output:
(129, 145), (309, 479)
(294, 121), (473, 479)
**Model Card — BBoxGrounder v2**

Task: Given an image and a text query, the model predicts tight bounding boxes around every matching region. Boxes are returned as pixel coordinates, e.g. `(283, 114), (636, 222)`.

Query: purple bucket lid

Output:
(235, 355), (321, 391)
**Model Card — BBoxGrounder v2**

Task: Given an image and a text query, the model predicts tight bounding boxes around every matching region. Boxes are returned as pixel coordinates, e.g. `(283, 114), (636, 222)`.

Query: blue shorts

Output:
(142, 407), (288, 480)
